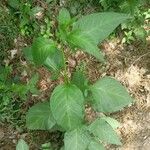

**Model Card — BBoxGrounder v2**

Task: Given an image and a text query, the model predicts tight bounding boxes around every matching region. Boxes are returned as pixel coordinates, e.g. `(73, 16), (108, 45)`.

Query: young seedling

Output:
(25, 8), (133, 150)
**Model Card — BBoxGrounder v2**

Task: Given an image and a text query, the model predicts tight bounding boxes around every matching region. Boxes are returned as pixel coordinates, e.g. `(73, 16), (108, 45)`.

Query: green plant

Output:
(121, 6), (149, 44)
(40, 17), (53, 38)
(0, 3), (18, 61)
(0, 65), (39, 126)
(98, 0), (149, 44)
(7, 0), (43, 36)
(25, 8), (133, 149)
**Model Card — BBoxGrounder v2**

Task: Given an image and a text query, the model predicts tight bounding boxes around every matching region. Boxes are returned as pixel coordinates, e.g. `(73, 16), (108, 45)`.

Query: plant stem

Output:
(61, 46), (70, 84)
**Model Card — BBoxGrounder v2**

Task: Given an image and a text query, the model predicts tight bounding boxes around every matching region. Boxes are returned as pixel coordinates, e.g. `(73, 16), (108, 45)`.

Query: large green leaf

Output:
(69, 12), (129, 61)
(26, 102), (56, 130)
(88, 118), (121, 145)
(68, 30), (104, 62)
(16, 139), (29, 150)
(64, 128), (90, 150)
(88, 141), (105, 150)
(50, 84), (84, 130)
(32, 37), (56, 65)
(73, 12), (129, 45)
(90, 76), (133, 113)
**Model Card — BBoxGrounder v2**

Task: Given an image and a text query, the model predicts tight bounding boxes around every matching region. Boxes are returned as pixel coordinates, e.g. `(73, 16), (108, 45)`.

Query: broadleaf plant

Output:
(25, 8), (133, 150)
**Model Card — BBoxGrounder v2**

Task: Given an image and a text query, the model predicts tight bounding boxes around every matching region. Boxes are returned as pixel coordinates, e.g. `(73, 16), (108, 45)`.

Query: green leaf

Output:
(101, 117), (120, 129)
(70, 12), (129, 61)
(120, 0), (139, 14)
(27, 73), (39, 94)
(90, 76), (133, 113)
(44, 48), (64, 72)
(51, 71), (61, 81)
(11, 84), (28, 100)
(50, 84), (84, 130)
(8, 0), (19, 9)
(73, 12), (129, 45)
(16, 139), (29, 150)
(32, 37), (56, 65)
(68, 31), (105, 62)
(64, 128), (90, 150)
(41, 142), (53, 150)
(57, 8), (72, 43)
(23, 47), (33, 62)
(134, 27), (147, 41)
(58, 8), (71, 26)
(44, 48), (64, 80)
(88, 118), (121, 145)
(88, 141), (105, 150)
(71, 69), (88, 94)
(26, 102), (56, 130)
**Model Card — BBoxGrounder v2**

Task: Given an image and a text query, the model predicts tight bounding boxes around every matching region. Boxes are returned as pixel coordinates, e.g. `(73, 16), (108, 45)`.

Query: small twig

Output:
(131, 52), (150, 66)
